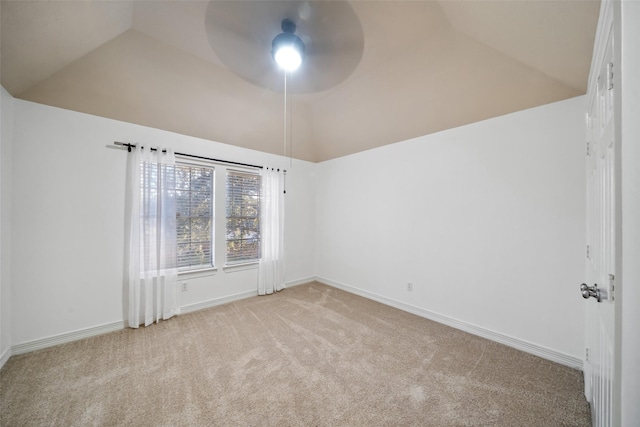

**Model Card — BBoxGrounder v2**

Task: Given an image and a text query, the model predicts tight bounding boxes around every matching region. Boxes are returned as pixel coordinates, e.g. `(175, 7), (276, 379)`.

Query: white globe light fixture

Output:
(272, 19), (305, 72)
(274, 46), (302, 71)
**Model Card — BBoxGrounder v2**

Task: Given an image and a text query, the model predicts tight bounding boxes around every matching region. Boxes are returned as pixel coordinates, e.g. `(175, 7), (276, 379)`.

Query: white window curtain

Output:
(126, 145), (180, 328)
(258, 169), (285, 295)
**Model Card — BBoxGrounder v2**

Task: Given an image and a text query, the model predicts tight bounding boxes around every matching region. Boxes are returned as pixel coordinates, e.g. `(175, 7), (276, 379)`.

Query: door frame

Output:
(616, 0), (640, 425)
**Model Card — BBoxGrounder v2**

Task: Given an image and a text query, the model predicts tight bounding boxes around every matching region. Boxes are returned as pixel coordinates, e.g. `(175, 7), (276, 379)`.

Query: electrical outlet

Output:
(407, 282), (413, 292)
(181, 282), (188, 292)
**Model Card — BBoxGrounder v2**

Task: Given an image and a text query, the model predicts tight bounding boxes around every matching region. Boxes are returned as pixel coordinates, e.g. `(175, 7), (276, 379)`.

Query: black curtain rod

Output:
(114, 141), (287, 172)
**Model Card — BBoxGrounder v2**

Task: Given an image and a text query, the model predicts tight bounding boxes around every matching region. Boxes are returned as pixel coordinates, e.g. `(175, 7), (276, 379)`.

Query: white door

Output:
(583, 5), (617, 425)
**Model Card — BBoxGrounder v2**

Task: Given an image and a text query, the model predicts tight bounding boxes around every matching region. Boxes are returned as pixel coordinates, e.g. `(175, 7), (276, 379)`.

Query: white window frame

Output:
(173, 158), (261, 277)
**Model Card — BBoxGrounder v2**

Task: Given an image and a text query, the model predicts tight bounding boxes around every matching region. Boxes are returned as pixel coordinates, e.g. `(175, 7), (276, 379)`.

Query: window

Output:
(175, 164), (214, 270)
(226, 171), (261, 264)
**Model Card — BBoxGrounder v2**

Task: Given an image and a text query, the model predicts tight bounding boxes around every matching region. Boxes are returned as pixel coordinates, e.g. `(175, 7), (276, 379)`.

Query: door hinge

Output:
(586, 141), (590, 156)
(609, 273), (615, 301)
(586, 348), (590, 363)
(607, 63), (614, 90)
(586, 245), (590, 259)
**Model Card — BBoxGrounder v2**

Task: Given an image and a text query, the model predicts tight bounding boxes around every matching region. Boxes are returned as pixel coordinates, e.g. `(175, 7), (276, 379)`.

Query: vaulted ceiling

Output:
(1, 1), (600, 162)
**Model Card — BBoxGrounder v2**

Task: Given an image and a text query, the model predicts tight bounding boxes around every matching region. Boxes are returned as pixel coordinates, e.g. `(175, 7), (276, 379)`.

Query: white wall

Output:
(10, 99), (316, 346)
(6, 93), (588, 368)
(316, 96), (586, 361)
(1, 86), (14, 365)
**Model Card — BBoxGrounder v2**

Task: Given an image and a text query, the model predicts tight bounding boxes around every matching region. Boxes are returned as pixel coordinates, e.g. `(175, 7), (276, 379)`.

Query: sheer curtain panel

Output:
(258, 169), (285, 295)
(127, 146), (180, 328)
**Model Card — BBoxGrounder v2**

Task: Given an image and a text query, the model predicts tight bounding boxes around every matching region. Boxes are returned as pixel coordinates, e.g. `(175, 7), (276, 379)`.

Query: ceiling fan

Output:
(204, 0), (364, 94)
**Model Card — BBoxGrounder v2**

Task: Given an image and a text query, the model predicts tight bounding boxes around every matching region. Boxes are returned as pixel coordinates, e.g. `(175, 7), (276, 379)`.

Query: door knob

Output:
(580, 283), (602, 302)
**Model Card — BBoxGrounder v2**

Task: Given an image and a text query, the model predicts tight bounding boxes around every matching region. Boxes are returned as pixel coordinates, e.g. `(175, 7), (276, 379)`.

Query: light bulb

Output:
(274, 46), (302, 71)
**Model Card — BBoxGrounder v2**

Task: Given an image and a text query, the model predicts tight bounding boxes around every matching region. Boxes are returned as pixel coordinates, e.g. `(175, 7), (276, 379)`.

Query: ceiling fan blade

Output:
(205, 0), (364, 94)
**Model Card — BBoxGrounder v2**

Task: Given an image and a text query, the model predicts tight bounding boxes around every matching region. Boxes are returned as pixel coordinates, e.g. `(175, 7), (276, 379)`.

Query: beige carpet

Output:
(1, 282), (590, 426)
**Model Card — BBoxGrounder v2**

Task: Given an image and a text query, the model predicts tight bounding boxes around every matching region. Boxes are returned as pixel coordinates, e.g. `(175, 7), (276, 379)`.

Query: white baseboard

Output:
(11, 293), (257, 355)
(286, 276), (316, 287)
(180, 278), (315, 314)
(9, 277), (579, 373)
(180, 289), (257, 314)
(8, 280), (315, 359)
(12, 321), (126, 356)
(0, 346), (11, 370)
(316, 276), (583, 371)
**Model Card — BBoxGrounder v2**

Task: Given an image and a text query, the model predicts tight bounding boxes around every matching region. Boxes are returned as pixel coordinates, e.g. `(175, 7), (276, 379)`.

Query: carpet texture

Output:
(1, 282), (591, 426)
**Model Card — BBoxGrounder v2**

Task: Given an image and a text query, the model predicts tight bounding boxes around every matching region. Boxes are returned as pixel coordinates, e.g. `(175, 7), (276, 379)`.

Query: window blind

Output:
(226, 171), (261, 264)
(175, 164), (214, 270)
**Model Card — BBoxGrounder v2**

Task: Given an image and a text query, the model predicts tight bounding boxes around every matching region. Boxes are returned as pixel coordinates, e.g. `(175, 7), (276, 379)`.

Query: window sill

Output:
(178, 266), (218, 279)
(223, 262), (259, 273)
